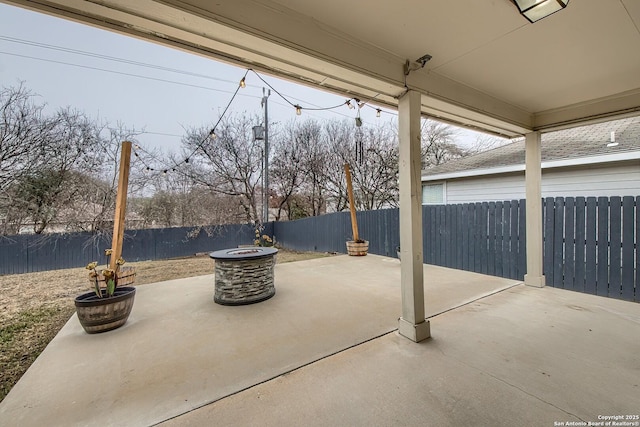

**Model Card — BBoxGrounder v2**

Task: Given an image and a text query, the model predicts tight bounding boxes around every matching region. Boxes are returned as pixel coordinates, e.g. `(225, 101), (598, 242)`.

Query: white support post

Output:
(524, 131), (546, 287)
(398, 90), (430, 342)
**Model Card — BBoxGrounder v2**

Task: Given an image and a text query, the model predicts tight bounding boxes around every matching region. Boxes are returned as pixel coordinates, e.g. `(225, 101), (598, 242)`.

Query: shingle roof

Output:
(422, 116), (640, 177)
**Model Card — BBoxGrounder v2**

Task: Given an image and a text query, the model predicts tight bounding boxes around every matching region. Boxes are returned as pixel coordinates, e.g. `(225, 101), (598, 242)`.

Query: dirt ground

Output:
(0, 249), (330, 402)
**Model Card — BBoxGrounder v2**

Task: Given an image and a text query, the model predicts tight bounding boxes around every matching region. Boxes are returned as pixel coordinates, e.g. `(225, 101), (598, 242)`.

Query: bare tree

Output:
(322, 120), (353, 213)
(10, 107), (101, 233)
(269, 121), (305, 220)
(323, 120), (399, 211)
(180, 113), (264, 224)
(420, 119), (467, 168)
(350, 125), (399, 210)
(467, 133), (510, 154)
(0, 84), (53, 234)
(270, 119), (400, 217)
(62, 122), (146, 233)
(294, 120), (329, 217)
(0, 84), (51, 191)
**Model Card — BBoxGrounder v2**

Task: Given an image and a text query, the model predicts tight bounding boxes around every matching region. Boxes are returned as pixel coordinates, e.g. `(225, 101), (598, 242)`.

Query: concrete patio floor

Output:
(1, 255), (638, 426)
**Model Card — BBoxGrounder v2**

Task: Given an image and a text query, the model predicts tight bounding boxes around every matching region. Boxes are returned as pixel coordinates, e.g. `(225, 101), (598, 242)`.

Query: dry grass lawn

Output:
(0, 249), (330, 402)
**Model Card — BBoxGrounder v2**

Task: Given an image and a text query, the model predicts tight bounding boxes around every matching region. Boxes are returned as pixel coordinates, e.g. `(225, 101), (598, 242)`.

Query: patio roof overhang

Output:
(4, 0), (640, 138)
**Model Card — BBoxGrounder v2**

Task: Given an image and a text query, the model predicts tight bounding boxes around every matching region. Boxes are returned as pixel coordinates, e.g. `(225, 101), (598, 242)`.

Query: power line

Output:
(0, 35), (248, 86)
(0, 51), (264, 98)
(0, 35), (394, 119)
(2, 50), (372, 124)
(139, 131), (184, 138)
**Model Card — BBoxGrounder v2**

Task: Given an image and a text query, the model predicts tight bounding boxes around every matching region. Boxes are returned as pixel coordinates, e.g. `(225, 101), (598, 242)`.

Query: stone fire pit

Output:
(209, 247), (278, 305)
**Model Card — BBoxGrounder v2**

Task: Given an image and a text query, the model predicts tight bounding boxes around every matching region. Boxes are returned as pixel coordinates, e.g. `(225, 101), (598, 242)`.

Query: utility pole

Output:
(262, 88), (271, 223)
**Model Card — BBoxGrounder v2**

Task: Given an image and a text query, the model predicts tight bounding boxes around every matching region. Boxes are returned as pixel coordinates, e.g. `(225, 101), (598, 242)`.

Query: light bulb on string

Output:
(295, 105), (302, 116)
(239, 77), (246, 88)
(209, 129), (217, 140)
(346, 100), (354, 109)
(376, 109), (381, 118)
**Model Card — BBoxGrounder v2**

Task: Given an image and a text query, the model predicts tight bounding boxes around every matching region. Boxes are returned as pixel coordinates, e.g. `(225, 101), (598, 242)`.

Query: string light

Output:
(132, 68), (394, 179)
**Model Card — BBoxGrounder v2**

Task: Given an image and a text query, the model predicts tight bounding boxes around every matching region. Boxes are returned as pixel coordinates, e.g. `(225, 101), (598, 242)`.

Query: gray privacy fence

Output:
(272, 209), (401, 257)
(421, 200), (527, 281)
(274, 197), (638, 302)
(1, 197), (637, 302)
(0, 223), (265, 275)
(272, 202), (526, 280)
(542, 196), (639, 301)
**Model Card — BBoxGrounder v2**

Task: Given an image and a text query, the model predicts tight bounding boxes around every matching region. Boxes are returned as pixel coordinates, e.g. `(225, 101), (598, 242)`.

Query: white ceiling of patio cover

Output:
(4, 0), (640, 137)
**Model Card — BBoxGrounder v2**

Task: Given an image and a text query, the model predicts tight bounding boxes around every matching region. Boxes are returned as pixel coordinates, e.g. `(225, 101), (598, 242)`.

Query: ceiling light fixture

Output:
(512, 0), (569, 23)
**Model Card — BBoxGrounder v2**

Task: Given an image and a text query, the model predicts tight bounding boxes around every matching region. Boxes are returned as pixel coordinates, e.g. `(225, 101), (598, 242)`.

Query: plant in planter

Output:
(75, 249), (136, 334)
(74, 139), (137, 334)
(253, 224), (275, 247)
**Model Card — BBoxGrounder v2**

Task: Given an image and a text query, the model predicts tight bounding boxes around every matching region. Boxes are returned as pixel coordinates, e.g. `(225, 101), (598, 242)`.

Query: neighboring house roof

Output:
(422, 116), (640, 181)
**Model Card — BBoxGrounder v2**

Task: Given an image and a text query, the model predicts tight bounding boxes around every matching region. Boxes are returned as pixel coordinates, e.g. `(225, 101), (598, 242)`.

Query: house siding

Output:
(437, 161), (640, 204)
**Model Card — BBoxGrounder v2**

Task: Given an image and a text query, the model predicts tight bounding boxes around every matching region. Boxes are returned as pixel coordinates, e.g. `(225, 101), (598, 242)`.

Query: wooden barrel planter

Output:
(75, 286), (136, 334)
(346, 240), (369, 256)
(209, 247), (278, 305)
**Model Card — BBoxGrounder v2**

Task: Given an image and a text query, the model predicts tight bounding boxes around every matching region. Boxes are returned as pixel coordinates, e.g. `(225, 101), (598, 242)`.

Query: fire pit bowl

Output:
(209, 247), (278, 305)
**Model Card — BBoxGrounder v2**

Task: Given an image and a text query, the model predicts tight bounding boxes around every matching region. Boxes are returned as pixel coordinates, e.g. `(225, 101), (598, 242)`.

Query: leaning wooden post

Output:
(110, 141), (132, 270)
(344, 163), (359, 241)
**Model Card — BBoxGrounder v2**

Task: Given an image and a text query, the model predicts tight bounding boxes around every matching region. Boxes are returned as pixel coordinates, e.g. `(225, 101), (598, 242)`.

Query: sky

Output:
(0, 2), (485, 155)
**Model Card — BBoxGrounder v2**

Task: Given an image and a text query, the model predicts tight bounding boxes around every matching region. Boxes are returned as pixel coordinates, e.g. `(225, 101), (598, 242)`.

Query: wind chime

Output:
(354, 106), (365, 165)
(354, 128), (365, 165)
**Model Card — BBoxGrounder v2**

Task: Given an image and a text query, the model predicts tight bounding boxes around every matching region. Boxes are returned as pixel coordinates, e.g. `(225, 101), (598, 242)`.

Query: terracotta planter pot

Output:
(346, 240), (369, 256)
(74, 287), (136, 334)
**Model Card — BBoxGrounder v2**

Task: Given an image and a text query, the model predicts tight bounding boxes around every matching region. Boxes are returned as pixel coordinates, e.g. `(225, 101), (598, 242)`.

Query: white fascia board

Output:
(422, 151), (640, 182)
